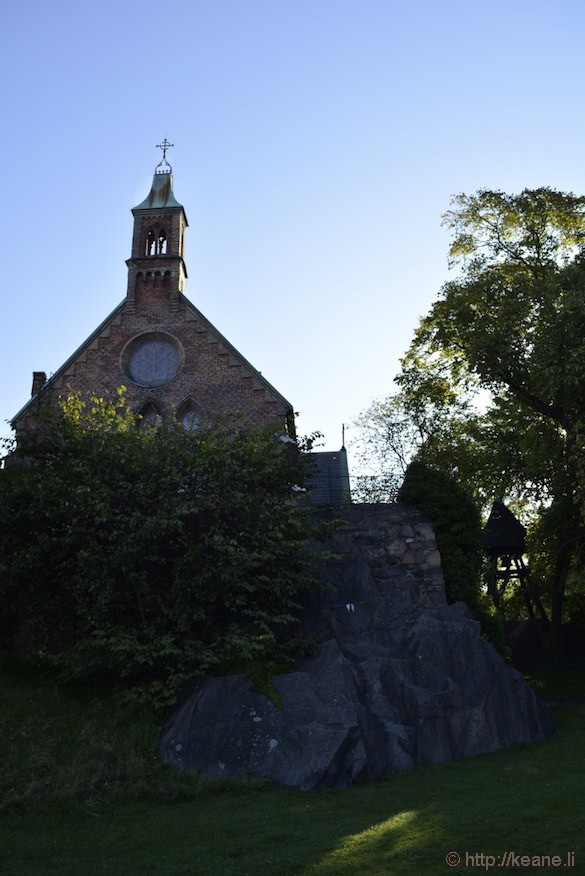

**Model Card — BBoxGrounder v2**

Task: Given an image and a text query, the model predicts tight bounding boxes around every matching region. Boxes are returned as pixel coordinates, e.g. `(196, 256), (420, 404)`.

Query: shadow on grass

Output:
(1, 662), (583, 876)
(1, 789), (447, 876)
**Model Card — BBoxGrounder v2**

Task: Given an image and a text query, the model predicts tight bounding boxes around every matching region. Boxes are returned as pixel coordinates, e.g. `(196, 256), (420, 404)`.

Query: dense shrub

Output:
(0, 392), (320, 708)
(397, 459), (484, 609)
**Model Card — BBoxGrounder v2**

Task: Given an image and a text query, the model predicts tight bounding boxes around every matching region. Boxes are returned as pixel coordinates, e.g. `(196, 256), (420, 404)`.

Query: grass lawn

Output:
(0, 664), (583, 875)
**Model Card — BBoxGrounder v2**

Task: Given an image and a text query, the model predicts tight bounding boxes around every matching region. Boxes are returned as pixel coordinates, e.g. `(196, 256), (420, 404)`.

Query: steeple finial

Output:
(155, 137), (174, 174)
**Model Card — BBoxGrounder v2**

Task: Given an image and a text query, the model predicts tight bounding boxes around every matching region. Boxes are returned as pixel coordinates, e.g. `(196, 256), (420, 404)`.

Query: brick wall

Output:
(16, 289), (293, 434)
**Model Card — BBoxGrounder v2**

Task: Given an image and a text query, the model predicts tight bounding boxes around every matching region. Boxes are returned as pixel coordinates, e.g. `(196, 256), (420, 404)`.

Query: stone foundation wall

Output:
(317, 502), (446, 609)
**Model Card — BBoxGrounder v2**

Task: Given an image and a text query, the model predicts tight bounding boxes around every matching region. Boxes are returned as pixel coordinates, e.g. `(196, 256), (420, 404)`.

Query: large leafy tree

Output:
(358, 188), (585, 654)
(0, 391), (320, 706)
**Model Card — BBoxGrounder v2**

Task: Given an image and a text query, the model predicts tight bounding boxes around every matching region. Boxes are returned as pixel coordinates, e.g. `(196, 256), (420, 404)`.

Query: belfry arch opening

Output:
(145, 226), (168, 256)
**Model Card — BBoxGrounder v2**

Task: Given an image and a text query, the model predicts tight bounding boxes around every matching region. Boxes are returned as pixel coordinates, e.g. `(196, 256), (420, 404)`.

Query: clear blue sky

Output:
(3, 0), (585, 453)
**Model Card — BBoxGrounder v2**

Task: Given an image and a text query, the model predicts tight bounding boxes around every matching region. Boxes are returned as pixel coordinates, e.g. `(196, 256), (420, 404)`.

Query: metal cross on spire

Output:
(155, 137), (174, 173)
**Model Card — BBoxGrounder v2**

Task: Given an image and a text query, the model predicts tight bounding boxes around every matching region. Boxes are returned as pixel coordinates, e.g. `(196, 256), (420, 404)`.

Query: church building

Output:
(12, 143), (350, 504)
(12, 142), (296, 439)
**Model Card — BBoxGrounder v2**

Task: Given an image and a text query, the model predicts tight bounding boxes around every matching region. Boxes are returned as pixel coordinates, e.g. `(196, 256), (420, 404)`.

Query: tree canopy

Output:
(356, 187), (585, 652)
(0, 391), (321, 707)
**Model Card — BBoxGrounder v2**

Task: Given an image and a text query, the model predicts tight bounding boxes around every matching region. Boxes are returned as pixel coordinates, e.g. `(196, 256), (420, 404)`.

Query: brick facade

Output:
(12, 165), (295, 437)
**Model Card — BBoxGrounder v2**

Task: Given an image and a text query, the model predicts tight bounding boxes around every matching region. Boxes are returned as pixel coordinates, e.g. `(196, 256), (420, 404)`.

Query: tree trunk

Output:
(550, 544), (572, 663)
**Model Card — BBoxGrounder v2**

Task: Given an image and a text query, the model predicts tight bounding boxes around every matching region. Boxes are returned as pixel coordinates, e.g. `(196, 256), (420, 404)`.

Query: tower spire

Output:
(126, 142), (188, 312)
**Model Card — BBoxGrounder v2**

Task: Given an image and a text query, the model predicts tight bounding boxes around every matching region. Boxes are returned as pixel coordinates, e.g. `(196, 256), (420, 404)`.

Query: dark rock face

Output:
(160, 505), (554, 790)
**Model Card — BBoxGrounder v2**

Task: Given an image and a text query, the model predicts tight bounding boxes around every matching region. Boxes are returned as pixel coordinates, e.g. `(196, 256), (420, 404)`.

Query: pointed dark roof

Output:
(483, 500), (527, 555)
(132, 169), (185, 212)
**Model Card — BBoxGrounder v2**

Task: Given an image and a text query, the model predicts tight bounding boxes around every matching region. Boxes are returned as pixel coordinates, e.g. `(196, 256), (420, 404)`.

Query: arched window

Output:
(145, 229), (156, 256)
(177, 401), (201, 432)
(182, 410), (200, 431)
(144, 226), (168, 256)
(137, 402), (162, 430)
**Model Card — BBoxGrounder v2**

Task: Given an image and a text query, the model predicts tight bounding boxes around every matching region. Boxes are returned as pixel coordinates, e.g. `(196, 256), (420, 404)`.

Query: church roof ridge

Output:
(10, 301), (127, 426)
(179, 294), (294, 411)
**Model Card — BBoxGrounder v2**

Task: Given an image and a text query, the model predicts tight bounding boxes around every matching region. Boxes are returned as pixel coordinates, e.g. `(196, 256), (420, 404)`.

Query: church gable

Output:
(13, 146), (295, 438)
(14, 290), (294, 435)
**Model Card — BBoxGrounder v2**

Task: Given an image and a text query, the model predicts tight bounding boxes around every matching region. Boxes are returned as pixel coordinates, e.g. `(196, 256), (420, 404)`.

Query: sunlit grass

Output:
(312, 809), (438, 873)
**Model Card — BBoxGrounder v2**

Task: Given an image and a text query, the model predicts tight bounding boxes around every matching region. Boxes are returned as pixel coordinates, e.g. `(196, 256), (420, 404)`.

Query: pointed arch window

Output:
(177, 400), (201, 432)
(182, 410), (200, 432)
(144, 226), (168, 256)
(137, 402), (162, 430)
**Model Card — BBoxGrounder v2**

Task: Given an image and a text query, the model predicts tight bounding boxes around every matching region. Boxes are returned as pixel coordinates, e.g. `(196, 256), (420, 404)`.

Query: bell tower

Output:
(125, 139), (188, 313)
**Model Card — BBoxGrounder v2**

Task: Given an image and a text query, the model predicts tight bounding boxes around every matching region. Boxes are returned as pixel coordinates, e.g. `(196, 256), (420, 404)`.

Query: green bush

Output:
(397, 459), (484, 610)
(0, 391), (320, 708)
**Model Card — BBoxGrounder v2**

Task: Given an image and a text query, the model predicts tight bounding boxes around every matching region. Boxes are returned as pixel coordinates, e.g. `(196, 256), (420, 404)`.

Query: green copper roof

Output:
(133, 170), (184, 211)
